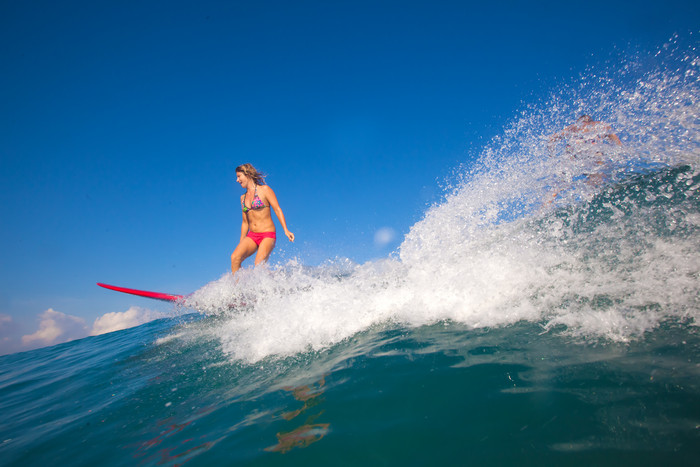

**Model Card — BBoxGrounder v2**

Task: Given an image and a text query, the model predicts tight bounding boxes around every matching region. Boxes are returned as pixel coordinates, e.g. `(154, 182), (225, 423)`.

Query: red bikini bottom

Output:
(247, 231), (276, 246)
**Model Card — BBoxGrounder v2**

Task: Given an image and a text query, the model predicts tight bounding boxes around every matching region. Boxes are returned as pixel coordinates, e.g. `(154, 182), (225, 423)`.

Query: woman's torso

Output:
(241, 185), (276, 233)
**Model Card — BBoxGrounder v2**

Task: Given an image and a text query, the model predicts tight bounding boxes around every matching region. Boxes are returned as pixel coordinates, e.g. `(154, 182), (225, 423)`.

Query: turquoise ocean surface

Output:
(1, 43), (699, 465)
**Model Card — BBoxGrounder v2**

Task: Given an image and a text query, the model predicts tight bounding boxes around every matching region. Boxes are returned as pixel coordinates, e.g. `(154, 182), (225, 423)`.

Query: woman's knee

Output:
(232, 242), (256, 264)
(231, 250), (245, 265)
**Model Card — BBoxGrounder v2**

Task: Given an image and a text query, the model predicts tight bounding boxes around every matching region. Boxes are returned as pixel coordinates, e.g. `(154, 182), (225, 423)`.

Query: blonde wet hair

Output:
(236, 163), (266, 185)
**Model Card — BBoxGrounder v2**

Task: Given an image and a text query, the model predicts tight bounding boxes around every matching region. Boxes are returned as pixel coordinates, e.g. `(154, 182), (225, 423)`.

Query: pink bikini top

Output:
(241, 185), (269, 213)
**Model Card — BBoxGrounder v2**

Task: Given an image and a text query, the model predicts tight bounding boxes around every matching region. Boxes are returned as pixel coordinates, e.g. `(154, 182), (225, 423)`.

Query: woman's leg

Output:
(254, 237), (276, 266)
(231, 237), (258, 274)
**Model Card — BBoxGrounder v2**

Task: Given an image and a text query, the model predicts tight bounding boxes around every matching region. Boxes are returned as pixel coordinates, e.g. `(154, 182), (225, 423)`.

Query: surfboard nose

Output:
(97, 282), (183, 302)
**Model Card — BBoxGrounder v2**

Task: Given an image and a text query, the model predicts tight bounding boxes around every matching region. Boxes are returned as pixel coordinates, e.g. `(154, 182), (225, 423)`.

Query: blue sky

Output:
(1, 0), (698, 354)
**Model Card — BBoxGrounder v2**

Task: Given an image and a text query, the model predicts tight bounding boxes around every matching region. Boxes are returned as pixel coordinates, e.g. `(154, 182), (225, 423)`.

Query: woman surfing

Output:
(231, 163), (295, 274)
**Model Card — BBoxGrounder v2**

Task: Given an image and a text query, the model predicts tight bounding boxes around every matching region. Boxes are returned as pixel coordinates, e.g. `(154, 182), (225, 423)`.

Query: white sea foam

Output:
(183, 40), (700, 363)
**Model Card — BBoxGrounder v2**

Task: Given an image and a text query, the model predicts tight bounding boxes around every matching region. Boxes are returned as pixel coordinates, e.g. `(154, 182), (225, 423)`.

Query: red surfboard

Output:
(97, 283), (184, 302)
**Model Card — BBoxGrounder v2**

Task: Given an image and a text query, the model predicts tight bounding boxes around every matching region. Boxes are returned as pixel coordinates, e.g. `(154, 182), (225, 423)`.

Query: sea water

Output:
(1, 40), (699, 465)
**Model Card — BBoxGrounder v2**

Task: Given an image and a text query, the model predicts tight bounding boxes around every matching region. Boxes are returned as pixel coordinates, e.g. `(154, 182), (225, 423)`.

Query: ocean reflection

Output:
(265, 376), (330, 453)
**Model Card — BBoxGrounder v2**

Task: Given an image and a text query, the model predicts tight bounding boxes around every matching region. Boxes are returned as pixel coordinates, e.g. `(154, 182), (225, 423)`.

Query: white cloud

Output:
(374, 227), (397, 248)
(21, 308), (89, 347)
(90, 306), (164, 336)
(6, 306), (165, 355)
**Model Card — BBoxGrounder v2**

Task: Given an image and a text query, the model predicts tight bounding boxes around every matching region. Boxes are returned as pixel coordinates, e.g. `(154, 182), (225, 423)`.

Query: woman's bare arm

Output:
(264, 186), (294, 242)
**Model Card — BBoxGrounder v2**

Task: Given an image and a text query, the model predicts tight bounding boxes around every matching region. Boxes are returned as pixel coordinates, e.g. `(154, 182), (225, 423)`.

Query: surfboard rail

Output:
(97, 282), (184, 302)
